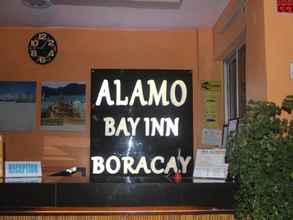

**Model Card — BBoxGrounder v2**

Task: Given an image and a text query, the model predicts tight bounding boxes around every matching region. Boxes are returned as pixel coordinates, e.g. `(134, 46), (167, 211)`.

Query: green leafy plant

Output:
(226, 96), (293, 220)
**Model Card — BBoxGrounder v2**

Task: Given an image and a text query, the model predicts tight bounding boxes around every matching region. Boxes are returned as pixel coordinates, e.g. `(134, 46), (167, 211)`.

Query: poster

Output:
(201, 81), (221, 129)
(193, 148), (228, 179)
(90, 69), (193, 181)
(228, 119), (238, 133)
(41, 81), (86, 131)
(201, 128), (222, 146)
(277, 0), (293, 13)
(0, 81), (36, 130)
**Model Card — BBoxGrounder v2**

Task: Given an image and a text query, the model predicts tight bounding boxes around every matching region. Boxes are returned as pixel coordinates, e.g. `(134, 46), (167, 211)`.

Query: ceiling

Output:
(0, 0), (229, 28)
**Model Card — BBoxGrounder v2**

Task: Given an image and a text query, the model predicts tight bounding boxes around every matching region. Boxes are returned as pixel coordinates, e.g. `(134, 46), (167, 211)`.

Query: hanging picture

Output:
(0, 81), (36, 130)
(41, 81), (86, 131)
(90, 69), (194, 181)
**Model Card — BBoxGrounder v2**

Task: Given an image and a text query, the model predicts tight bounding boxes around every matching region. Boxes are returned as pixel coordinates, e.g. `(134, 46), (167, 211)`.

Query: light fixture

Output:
(50, 0), (182, 8)
(22, 0), (53, 9)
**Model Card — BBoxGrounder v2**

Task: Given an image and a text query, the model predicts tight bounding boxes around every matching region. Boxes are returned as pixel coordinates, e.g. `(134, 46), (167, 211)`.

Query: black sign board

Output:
(90, 69), (193, 182)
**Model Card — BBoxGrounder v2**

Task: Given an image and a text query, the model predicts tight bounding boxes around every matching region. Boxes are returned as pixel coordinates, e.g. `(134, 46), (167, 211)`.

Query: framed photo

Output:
(0, 81), (36, 130)
(228, 119), (239, 134)
(41, 81), (86, 131)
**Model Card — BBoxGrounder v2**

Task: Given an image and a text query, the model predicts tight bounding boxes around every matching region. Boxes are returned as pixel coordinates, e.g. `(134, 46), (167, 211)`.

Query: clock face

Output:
(28, 32), (57, 65)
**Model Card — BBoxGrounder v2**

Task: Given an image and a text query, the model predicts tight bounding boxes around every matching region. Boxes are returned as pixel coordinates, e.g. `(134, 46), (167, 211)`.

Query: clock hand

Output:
(38, 41), (48, 50)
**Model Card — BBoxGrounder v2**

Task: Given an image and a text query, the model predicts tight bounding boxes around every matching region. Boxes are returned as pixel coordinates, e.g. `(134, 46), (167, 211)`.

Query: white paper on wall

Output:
(202, 128), (222, 146)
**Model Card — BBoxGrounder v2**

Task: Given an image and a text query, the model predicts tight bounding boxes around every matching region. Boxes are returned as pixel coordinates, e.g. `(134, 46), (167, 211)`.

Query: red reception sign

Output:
(278, 0), (293, 13)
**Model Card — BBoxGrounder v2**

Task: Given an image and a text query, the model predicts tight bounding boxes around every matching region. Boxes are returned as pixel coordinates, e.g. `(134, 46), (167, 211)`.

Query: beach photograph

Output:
(0, 81), (36, 130)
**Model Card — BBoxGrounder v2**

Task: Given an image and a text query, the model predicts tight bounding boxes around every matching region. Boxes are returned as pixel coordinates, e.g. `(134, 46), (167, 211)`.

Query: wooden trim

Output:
(0, 206), (234, 216)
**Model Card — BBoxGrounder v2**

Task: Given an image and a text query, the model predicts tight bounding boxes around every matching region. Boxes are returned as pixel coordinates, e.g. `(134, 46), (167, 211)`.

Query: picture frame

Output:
(228, 119), (239, 134)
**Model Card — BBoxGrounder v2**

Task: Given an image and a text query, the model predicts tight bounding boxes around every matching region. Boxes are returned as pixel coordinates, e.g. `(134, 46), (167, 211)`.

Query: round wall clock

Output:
(28, 32), (57, 65)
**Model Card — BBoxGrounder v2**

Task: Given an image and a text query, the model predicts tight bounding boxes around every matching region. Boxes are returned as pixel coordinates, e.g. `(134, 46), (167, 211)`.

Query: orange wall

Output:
(0, 27), (199, 176)
(213, 0), (246, 60)
(264, 0), (293, 105)
(197, 28), (224, 146)
(214, 0), (268, 102)
(245, 0), (267, 101)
